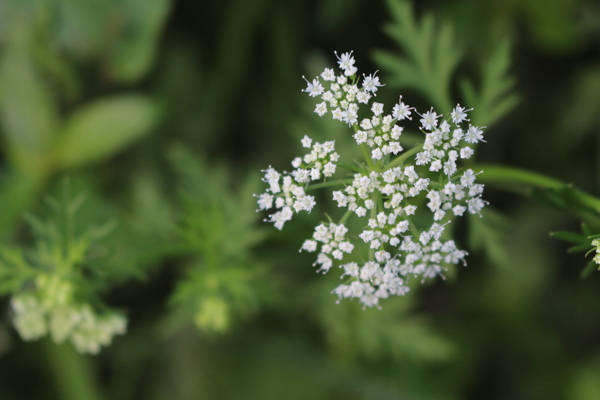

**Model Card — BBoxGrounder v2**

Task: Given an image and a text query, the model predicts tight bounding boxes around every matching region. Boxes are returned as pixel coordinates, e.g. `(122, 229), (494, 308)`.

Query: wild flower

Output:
(589, 238), (600, 265)
(11, 275), (126, 354)
(256, 52), (488, 308)
(1, 180), (128, 354)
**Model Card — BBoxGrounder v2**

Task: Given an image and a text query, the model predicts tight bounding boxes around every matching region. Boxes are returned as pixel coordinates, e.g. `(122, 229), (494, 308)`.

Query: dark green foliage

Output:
(0, 0), (599, 399)
(0, 178), (122, 301)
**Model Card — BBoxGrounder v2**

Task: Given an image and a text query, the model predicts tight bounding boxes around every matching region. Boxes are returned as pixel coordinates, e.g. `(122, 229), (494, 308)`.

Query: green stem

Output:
(44, 340), (104, 400)
(339, 209), (353, 225)
(335, 162), (363, 174)
(474, 164), (600, 212)
(304, 179), (352, 192)
(383, 143), (423, 171)
(361, 144), (375, 170)
(407, 217), (420, 239)
(368, 192), (380, 261)
(61, 177), (74, 271)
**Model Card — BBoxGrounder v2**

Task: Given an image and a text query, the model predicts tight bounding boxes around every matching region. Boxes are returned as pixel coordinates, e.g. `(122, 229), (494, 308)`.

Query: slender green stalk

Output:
(304, 179), (352, 192)
(368, 192), (380, 260)
(361, 144), (375, 170)
(383, 143), (423, 171)
(335, 162), (363, 174)
(339, 209), (354, 225)
(474, 164), (600, 212)
(44, 340), (104, 400)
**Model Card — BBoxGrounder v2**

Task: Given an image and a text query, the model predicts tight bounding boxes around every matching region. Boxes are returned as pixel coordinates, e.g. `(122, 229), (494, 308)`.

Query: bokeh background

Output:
(1, 0), (600, 399)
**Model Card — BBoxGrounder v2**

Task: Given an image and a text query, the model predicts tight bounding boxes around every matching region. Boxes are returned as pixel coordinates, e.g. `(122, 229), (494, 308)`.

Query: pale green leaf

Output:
(0, 49), (59, 166)
(460, 39), (519, 127)
(53, 95), (159, 169)
(108, 0), (172, 83)
(375, 0), (462, 112)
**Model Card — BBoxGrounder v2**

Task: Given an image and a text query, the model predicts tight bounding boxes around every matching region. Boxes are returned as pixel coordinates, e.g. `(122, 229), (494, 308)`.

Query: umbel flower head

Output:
(11, 274), (126, 354)
(256, 51), (488, 308)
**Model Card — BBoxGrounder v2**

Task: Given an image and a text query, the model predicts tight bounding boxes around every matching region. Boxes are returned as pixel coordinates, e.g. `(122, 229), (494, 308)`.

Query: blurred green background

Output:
(1, 0), (600, 399)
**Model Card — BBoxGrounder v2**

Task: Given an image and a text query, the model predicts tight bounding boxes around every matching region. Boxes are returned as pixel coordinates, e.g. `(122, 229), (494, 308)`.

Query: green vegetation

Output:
(0, 0), (599, 399)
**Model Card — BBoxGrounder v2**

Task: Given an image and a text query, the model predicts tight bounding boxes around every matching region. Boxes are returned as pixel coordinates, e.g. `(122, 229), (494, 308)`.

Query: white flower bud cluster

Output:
(256, 51), (489, 308)
(354, 109), (405, 161)
(301, 223), (355, 273)
(10, 274), (126, 354)
(305, 51), (377, 127)
(256, 137), (340, 230)
(332, 166), (428, 219)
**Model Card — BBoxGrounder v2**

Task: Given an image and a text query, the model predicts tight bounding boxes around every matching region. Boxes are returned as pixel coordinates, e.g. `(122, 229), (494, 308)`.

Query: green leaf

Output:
(550, 231), (585, 244)
(107, 0), (172, 83)
(0, 246), (35, 295)
(0, 172), (46, 238)
(570, 243), (594, 254)
(460, 38), (519, 127)
(468, 208), (513, 269)
(53, 95), (159, 169)
(0, 48), (59, 170)
(582, 222), (594, 237)
(374, 0), (463, 112)
(580, 261), (598, 279)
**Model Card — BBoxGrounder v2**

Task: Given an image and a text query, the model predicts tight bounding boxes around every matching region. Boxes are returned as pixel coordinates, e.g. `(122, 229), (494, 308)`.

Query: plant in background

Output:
(168, 145), (267, 334)
(551, 220), (600, 277)
(589, 236), (600, 265)
(0, 179), (127, 354)
(256, 52), (488, 307)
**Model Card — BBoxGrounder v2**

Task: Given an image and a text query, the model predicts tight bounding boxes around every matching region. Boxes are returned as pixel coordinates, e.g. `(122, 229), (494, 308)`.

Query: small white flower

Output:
(404, 205), (417, 215)
(452, 205), (466, 216)
(323, 162), (336, 176)
(355, 207), (367, 217)
(301, 240), (318, 252)
(464, 125), (485, 143)
(263, 167), (281, 193)
(460, 147), (474, 159)
(321, 68), (335, 81)
(450, 104), (471, 124)
(310, 168), (321, 181)
(467, 197), (486, 215)
(315, 102), (328, 116)
(268, 206), (293, 230)
(303, 77), (324, 97)
(392, 96), (412, 120)
(371, 102), (384, 116)
(332, 249), (344, 260)
(339, 241), (354, 253)
(420, 109), (440, 131)
(331, 107), (344, 121)
(391, 125), (403, 139)
(363, 72), (384, 93)
(256, 193), (273, 210)
(315, 253), (333, 273)
(356, 90), (371, 104)
(460, 169), (478, 188)
(301, 135), (313, 148)
(389, 142), (403, 155)
(335, 51), (357, 76)
(341, 262), (359, 278)
(360, 119), (373, 130)
(469, 184), (485, 197)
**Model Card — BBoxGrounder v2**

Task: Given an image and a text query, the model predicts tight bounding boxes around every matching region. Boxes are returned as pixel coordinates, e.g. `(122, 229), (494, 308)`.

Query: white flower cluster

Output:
(256, 51), (488, 308)
(256, 137), (340, 230)
(10, 274), (126, 354)
(591, 238), (600, 265)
